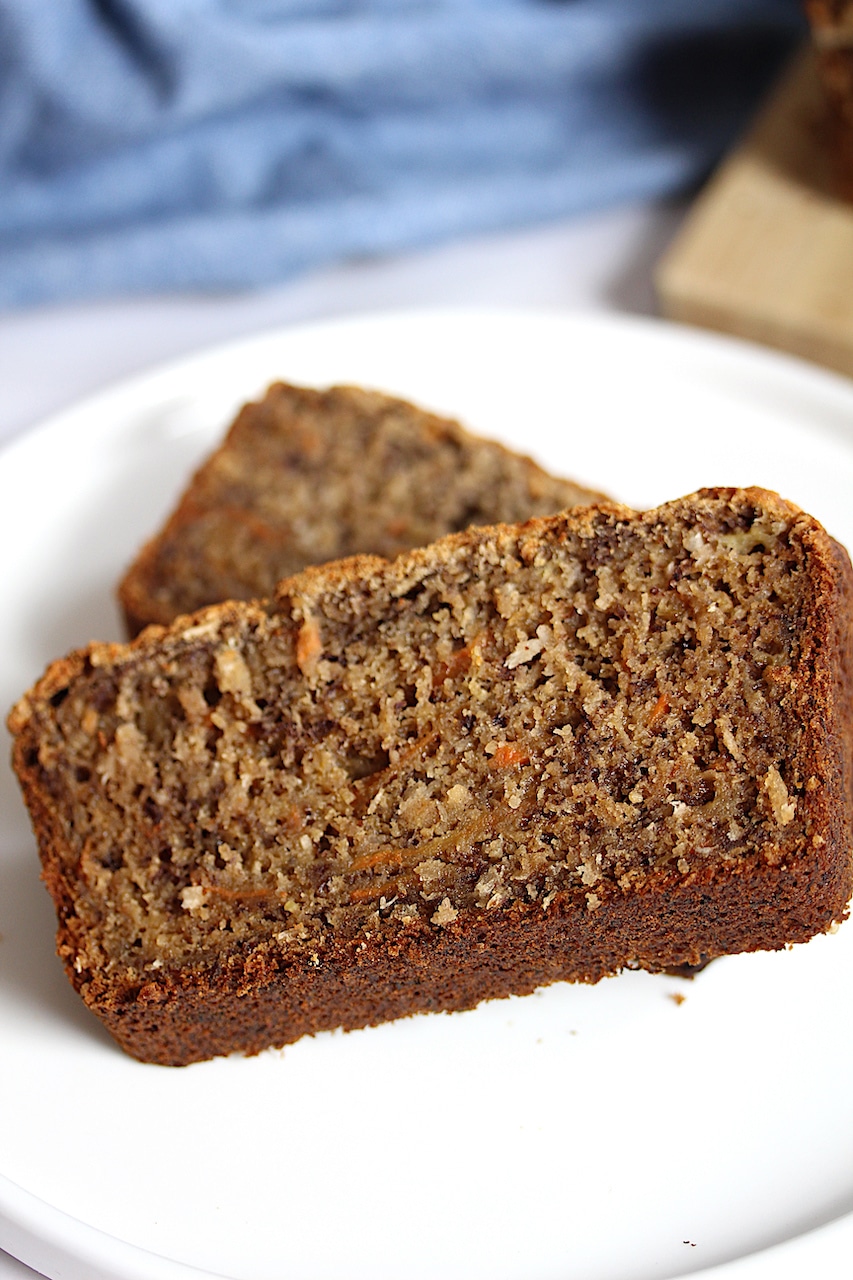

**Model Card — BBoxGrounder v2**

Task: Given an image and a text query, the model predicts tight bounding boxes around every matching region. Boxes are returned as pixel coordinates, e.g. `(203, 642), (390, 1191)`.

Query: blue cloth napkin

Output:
(0, 0), (804, 308)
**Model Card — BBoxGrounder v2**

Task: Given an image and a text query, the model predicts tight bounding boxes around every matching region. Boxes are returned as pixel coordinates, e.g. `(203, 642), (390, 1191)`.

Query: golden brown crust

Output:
(10, 487), (853, 1066)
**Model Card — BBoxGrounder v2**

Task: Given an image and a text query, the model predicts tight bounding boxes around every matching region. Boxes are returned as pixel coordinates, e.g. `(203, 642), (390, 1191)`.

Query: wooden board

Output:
(656, 47), (853, 379)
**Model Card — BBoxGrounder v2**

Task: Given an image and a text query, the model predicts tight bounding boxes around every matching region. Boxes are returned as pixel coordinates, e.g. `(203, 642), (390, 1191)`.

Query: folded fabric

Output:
(0, 0), (804, 308)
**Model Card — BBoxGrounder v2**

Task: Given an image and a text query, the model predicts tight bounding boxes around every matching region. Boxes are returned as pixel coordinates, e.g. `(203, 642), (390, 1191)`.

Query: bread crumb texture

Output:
(9, 488), (853, 1064)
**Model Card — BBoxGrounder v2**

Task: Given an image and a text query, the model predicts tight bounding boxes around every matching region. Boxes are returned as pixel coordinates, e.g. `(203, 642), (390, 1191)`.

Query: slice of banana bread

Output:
(118, 382), (606, 636)
(10, 488), (853, 1066)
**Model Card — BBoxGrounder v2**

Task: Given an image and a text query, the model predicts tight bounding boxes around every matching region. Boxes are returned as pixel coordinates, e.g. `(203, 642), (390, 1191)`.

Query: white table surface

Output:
(14, 198), (852, 1280)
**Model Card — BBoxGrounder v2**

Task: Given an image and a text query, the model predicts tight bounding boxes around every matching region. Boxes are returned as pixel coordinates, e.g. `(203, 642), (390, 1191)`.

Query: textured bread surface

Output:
(10, 488), (853, 1066)
(118, 382), (605, 636)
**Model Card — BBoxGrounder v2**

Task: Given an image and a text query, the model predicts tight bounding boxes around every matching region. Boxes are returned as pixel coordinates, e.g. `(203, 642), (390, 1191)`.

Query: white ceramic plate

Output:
(3, 309), (853, 1280)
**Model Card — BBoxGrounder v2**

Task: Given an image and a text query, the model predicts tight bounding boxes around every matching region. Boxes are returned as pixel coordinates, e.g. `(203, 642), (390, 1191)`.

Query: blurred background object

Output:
(804, 0), (853, 199)
(657, 23), (853, 380)
(0, 0), (805, 309)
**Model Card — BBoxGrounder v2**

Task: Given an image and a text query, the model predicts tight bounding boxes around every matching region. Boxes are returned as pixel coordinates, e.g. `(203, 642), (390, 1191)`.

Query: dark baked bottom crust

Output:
(96, 850), (850, 1067)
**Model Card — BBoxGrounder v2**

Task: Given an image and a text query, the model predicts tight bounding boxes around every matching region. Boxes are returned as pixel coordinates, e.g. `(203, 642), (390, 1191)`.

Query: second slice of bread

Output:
(119, 383), (606, 635)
